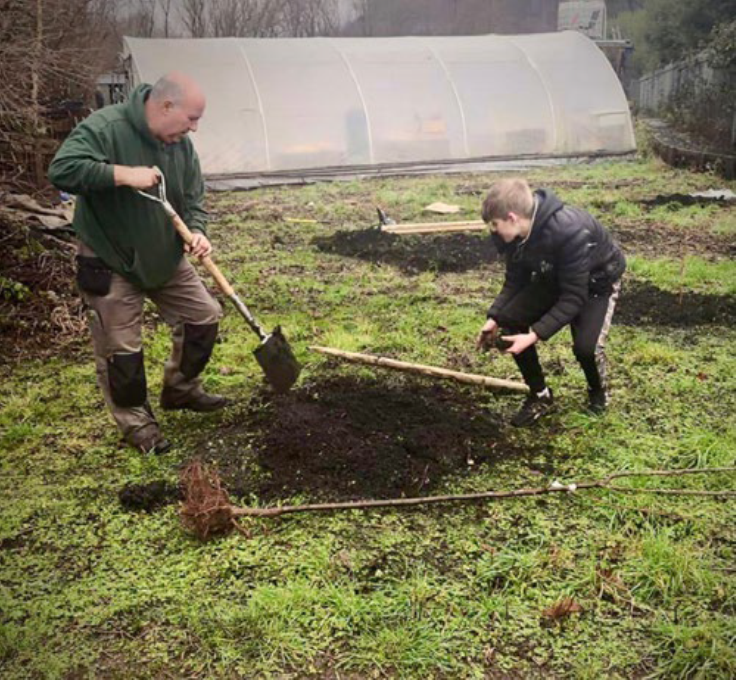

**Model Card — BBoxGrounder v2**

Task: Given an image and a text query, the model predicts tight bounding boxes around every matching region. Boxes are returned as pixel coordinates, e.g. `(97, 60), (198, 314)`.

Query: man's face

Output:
(489, 213), (524, 243)
(157, 93), (205, 144)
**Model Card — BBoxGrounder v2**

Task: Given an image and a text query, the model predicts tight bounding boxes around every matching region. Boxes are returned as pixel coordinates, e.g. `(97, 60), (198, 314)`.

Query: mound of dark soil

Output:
(617, 280), (735, 327)
(118, 480), (183, 512)
(313, 229), (500, 273)
(197, 376), (527, 503)
(613, 225), (734, 259)
(638, 193), (735, 208)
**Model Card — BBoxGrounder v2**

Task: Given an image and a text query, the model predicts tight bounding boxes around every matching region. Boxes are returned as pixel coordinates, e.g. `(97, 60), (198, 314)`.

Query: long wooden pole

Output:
(382, 220), (485, 235)
(310, 345), (528, 394)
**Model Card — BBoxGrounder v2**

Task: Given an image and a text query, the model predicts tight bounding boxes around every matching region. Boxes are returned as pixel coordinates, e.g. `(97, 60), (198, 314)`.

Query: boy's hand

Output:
(501, 331), (538, 355)
(476, 318), (499, 350)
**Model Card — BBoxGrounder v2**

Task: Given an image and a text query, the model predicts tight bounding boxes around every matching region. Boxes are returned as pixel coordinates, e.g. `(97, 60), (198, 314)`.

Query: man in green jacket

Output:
(49, 72), (228, 454)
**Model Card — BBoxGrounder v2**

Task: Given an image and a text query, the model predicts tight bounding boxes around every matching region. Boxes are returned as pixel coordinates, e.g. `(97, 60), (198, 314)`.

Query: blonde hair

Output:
(481, 178), (535, 222)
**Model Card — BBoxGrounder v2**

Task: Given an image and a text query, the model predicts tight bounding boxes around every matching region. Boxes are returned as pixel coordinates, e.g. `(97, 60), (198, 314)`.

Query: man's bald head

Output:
(150, 72), (204, 105)
(146, 72), (206, 144)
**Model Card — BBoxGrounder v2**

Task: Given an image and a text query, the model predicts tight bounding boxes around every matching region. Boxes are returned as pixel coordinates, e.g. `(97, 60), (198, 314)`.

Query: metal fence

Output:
(636, 52), (734, 109)
(635, 52), (735, 146)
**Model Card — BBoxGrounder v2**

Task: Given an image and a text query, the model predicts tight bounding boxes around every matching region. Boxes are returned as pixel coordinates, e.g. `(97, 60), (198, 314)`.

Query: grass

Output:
(1, 155), (735, 678)
(627, 255), (736, 295)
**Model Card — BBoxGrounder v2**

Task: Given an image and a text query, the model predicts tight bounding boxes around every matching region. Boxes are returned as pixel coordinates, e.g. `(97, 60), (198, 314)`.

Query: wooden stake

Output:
(382, 220), (485, 235)
(310, 345), (528, 394)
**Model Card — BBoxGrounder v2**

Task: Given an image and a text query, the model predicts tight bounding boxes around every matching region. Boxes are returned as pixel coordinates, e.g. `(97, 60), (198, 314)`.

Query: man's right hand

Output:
(114, 165), (161, 190)
(476, 318), (499, 351)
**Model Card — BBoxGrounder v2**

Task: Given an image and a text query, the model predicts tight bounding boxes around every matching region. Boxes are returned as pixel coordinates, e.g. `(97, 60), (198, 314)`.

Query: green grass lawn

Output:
(1, 154), (735, 678)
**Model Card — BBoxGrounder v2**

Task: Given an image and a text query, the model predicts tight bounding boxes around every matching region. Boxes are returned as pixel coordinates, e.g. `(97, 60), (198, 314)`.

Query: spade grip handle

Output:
(170, 212), (235, 297)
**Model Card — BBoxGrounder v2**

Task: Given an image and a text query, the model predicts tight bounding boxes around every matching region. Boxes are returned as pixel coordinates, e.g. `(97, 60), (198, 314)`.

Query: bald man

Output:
(49, 72), (228, 455)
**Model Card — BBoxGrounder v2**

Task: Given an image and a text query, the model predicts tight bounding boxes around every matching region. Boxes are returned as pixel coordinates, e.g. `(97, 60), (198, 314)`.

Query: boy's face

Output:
(489, 212), (528, 243)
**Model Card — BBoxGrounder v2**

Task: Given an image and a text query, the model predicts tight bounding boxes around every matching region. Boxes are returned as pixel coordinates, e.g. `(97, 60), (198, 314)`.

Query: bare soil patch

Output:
(612, 223), (734, 259)
(617, 281), (735, 327)
(195, 376), (531, 503)
(313, 229), (500, 273)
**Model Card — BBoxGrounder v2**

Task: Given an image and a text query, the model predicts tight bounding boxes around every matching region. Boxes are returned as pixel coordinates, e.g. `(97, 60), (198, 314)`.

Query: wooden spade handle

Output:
(170, 212), (235, 297)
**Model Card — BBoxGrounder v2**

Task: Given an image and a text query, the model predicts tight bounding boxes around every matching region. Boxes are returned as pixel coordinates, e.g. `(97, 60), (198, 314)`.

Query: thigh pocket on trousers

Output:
(181, 323), (218, 380)
(76, 256), (113, 297)
(108, 351), (147, 408)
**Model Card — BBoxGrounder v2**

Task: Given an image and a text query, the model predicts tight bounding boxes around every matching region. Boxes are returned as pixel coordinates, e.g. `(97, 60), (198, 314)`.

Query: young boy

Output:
(477, 178), (625, 427)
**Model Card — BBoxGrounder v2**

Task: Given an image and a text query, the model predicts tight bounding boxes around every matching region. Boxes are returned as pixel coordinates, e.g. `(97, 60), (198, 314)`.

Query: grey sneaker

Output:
(511, 389), (554, 427)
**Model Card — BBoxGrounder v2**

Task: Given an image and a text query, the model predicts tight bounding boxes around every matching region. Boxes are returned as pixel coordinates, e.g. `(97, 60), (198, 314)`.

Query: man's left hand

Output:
(185, 232), (212, 259)
(501, 331), (538, 355)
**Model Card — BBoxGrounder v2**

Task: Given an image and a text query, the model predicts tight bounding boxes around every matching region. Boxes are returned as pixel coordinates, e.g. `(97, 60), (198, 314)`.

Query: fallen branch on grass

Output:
(310, 345), (529, 394)
(179, 462), (736, 540)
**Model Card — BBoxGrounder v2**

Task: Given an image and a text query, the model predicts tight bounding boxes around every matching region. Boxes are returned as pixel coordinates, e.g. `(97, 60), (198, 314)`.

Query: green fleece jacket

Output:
(48, 84), (208, 290)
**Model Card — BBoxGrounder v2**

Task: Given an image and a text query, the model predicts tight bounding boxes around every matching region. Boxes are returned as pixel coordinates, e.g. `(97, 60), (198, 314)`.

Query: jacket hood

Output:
(124, 83), (160, 147)
(531, 189), (564, 233)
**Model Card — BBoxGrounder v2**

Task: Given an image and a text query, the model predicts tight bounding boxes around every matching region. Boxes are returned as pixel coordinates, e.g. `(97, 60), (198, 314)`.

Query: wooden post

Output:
(310, 346), (528, 394)
(382, 220), (485, 235)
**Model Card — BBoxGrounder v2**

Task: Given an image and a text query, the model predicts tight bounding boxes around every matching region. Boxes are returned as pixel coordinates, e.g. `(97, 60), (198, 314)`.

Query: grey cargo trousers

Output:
(78, 242), (222, 448)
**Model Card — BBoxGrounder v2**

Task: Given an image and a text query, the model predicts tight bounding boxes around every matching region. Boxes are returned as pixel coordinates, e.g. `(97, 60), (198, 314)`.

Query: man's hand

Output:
(501, 331), (538, 355)
(114, 165), (160, 190)
(476, 318), (499, 350)
(185, 232), (212, 259)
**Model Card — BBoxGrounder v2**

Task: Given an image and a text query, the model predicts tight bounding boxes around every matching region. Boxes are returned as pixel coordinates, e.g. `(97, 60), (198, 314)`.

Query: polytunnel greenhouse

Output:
(123, 31), (635, 181)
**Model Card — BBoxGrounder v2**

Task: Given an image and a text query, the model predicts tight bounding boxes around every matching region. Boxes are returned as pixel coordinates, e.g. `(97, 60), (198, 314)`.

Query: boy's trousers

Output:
(492, 279), (622, 394)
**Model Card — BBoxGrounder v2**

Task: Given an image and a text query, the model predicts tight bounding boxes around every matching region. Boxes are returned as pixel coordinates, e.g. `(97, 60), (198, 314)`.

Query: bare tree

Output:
(207, 0), (282, 38)
(180, 0), (208, 37)
(158, 0), (174, 37)
(350, 0), (372, 35)
(178, 0), (339, 39)
(0, 0), (119, 188)
(123, 0), (157, 37)
(281, 0), (339, 37)
(343, 0), (560, 37)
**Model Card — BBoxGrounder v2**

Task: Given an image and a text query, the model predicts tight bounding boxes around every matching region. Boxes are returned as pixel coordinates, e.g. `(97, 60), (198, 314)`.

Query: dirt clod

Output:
(118, 481), (183, 512)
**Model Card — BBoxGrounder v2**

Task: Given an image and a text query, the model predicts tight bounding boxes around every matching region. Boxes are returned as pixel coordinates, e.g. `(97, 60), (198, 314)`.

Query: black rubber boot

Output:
(127, 429), (172, 455)
(160, 391), (231, 413)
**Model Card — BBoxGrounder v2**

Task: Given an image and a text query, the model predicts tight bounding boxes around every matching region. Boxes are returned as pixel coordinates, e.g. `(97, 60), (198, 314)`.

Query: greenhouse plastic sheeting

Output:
(123, 32), (635, 177)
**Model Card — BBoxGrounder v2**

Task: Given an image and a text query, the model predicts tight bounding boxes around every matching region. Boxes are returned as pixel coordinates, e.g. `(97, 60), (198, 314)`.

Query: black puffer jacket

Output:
(488, 189), (626, 341)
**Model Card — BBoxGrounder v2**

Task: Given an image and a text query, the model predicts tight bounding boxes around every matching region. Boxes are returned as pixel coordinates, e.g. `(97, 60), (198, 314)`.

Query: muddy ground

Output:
(313, 214), (734, 275)
(314, 229), (735, 326)
(313, 229), (501, 274)
(191, 376), (541, 505)
(617, 280), (735, 326)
